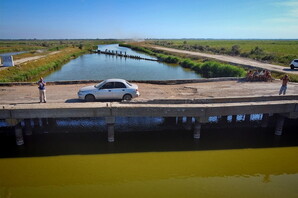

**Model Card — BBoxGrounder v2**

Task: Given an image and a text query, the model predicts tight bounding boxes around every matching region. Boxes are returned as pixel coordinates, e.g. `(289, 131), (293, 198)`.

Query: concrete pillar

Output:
(106, 117), (115, 142)
(47, 118), (57, 129)
(15, 123), (24, 146)
(275, 116), (285, 136)
(261, 114), (269, 128)
(232, 115), (237, 124)
(163, 117), (176, 125)
(33, 118), (40, 127)
(219, 115), (228, 124)
(177, 117), (183, 125)
(185, 117), (193, 130)
(41, 118), (48, 127)
(194, 117), (201, 139)
(24, 119), (32, 136)
(245, 114), (251, 122)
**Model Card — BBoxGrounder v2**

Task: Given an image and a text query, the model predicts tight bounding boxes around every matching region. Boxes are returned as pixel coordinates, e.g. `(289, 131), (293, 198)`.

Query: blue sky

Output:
(0, 0), (298, 39)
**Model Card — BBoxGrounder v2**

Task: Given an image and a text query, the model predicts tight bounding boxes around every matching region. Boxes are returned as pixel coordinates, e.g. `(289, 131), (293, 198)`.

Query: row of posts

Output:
(10, 113), (286, 145)
(99, 49), (143, 59)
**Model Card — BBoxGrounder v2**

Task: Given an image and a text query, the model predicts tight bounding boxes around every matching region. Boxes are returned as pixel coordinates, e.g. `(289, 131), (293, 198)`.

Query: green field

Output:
(0, 39), (120, 54)
(147, 39), (298, 66)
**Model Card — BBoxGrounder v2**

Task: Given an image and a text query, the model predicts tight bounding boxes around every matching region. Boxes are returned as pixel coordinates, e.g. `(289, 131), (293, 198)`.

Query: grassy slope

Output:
(0, 47), (85, 82)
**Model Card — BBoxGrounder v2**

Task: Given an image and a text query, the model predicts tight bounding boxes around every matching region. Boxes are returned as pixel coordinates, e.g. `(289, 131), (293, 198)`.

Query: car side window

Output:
(101, 82), (114, 89)
(294, 60), (298, 63)
(114, 82), (127, 88)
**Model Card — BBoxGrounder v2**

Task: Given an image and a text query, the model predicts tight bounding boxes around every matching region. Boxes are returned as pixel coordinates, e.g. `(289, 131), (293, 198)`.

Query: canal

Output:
(0, 120), (298, 198)
(0, 44), (297, 197)
(44, 44), (201, 81)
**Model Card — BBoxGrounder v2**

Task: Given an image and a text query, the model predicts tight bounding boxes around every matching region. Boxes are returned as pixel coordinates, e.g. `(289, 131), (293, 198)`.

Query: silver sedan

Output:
(78, 79), (140, 102)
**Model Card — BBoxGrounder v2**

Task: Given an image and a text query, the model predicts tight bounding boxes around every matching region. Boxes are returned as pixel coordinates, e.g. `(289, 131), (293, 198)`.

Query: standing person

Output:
(279, 75), (290, 95)
(37, 77), (46, 103)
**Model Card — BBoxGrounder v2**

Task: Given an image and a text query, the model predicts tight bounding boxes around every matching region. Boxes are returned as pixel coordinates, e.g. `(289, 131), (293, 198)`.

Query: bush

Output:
(180, 59), (196, 68)
(198, 61), (245, 78)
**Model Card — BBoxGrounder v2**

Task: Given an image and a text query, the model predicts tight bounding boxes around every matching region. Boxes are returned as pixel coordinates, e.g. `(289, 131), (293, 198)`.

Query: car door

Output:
(95, 82), (115, 99)
(112, 82), (128, 99)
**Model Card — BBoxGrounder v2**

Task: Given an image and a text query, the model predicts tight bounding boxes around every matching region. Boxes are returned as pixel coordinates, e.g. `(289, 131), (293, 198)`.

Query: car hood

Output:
(79, 85), (96, 92)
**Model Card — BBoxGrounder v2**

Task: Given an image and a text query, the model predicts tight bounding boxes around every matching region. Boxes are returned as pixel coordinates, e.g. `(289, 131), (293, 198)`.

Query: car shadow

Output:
(283, 68), (298, 72)
(65, 98), (122, 103)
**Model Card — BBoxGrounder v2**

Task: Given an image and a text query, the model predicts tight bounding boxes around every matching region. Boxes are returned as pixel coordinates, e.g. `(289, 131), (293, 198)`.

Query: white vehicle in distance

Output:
(290, 59), (298, 70)
(78, 79), (140, 102)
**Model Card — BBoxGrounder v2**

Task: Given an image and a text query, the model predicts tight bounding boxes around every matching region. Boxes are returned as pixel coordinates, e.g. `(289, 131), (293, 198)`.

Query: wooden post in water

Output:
(106, 117), (115, 142)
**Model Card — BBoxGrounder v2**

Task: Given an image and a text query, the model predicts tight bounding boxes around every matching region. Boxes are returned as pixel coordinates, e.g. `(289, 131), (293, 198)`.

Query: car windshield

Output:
(126, 81), (132, 86)
(94, 81), (105, 88)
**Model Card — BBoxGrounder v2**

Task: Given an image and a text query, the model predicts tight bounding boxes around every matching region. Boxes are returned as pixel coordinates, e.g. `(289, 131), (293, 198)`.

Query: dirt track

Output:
(148, 45), (298, 75)
(0, 80), (298, 105)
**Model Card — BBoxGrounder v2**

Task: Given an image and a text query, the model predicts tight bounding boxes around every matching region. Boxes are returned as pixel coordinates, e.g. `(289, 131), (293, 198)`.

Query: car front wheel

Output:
(85, 94), (95, 102)
(291, 65), (294, 70)
(123, 94), (132, 101)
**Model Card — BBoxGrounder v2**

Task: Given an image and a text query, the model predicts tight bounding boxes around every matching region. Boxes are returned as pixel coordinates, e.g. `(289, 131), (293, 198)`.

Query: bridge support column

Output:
(261, 114), (269, 128)
(24, 119), (32, 136)
(163, 117), (176, 125)
(5, 119), (24, 145)
(275, 115), (285, 136)
(185, 117), (193, 130)
(106, 117), (115, 142)
(177, 117), (183, 125)
(219, 115), (228, 125)
(232, 115), (237, 124)
(15, 123), (24, 146)
(245, 114), (251, 123)
(194, 117), (201, 139)
(33, 118), (40, 127)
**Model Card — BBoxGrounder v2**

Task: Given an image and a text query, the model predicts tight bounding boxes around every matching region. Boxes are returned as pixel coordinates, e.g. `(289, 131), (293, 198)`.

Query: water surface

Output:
(0, 147), (297, 198)
(44, 44), (201, 81)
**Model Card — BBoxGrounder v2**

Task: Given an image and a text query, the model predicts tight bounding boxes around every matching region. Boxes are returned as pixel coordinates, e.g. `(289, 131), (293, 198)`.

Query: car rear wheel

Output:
(123, 94), (132, 101)
(85, 94), (95, 102)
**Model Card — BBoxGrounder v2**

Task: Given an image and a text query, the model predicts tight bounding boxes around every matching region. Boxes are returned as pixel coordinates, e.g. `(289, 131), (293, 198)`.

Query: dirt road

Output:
(148, 45), (298, 75)
(0, 80), (297, 105)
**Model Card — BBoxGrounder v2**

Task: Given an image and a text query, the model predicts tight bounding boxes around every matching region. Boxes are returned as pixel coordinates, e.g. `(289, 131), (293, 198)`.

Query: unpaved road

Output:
(0, 80), (297, 105)
(148, 45), (298, 75)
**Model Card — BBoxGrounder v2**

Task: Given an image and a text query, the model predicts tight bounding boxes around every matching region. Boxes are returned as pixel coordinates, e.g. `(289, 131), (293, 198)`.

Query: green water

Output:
(0, 147), (297, 198)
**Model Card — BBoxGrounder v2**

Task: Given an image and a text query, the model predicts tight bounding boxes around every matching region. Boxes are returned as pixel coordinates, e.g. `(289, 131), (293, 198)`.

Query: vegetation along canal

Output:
(44, 44), (201, 81)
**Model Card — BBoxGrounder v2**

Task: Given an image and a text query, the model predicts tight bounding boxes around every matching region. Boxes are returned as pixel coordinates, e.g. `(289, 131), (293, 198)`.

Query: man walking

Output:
(279, 75), (290, 95)
(37, 77), (46, 103)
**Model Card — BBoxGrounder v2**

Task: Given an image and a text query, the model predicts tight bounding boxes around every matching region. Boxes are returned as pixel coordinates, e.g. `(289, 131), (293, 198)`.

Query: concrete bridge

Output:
(1, 95), (297, 145)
